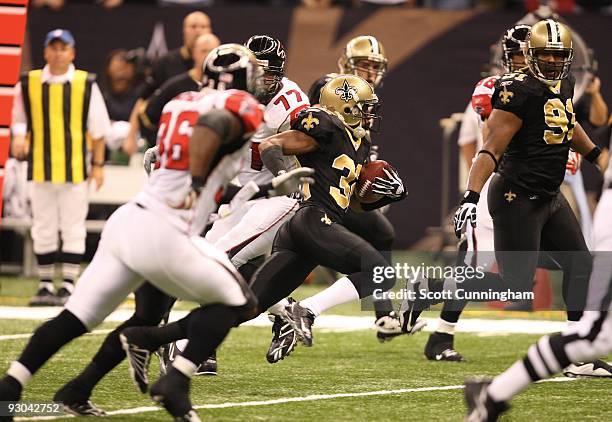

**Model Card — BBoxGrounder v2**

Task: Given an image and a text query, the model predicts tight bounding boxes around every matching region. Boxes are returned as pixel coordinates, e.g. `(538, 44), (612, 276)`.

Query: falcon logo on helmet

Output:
(244, 34), (286, 104)
(501, 24), (531, 72)
(201, 43), (266, 100)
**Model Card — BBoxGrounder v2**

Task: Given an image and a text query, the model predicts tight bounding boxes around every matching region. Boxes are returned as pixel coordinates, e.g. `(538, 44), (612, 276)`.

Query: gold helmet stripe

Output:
(367, 35), (379, 55)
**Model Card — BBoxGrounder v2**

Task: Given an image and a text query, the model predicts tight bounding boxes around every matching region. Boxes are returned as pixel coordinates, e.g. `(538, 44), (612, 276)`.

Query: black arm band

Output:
(584, 146), (602, 164)
(191, 176), (206, 193)
(196, 109), (243, 145)
(260, 144), (288, 176)
(477, 149), (499, 172)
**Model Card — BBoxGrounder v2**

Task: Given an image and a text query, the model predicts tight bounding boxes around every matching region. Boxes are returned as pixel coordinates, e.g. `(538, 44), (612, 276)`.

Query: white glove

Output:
(269, 167), (315, 197)
(453, 191), (479, 238)
(143, 145), (160, 176)
(371, 168), (405, 199)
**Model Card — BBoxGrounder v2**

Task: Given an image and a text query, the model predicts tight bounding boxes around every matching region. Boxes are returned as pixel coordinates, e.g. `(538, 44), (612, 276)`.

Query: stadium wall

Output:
(25, 5), (612, 247)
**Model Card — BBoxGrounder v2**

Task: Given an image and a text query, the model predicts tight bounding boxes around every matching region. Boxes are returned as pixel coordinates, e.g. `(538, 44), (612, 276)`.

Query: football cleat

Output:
(196, 352), (217, 376)
(120, 328), (157, 394)
(28, 287), (57, 307)
(374, 310), (425, 342)
(150, 368), (200, 422)
(54, 381), (106, 416)
(266, 300), (298, 363)
(425, 332), (466, 362)
(464, 377), (509, 422)
(285, 301), (315, 347)
(61, 400), (107, 417)
(54, 287), (72, 306)
(563, 360), (612, 378)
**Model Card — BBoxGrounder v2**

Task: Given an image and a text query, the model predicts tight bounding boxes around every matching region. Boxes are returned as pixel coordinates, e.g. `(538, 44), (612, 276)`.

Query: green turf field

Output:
(0, 278), (610, 421)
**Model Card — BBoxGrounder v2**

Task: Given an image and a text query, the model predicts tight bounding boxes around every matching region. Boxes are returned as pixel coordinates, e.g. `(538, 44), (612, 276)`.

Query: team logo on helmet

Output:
(335, 79), (358, 102)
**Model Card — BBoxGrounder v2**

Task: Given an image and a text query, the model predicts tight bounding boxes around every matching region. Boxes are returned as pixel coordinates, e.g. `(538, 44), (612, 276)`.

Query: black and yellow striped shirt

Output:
(21, 69), (95, 183)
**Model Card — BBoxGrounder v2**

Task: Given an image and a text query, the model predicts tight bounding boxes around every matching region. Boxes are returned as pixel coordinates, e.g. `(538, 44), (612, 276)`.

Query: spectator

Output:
(140, 11), (212, 99)
(101, 49), (145, 152)
(124, 33), (220, 153)
(10, 29), (111, 306)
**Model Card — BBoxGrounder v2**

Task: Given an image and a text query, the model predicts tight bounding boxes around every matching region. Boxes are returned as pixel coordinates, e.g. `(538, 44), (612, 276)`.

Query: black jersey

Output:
(291, 107), (371, 220)
(493, 71), (576, 196)
(307, 73), (338, 105)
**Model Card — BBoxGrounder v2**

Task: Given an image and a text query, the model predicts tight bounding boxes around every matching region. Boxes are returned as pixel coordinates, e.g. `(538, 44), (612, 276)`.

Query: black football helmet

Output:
(201, 43), (266, 100)
(501, 24), (531, 72)
(244, 35), (286, 104)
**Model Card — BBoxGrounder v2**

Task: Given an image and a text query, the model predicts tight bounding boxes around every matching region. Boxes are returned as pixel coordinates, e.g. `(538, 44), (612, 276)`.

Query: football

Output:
(356, 160), (390, 203)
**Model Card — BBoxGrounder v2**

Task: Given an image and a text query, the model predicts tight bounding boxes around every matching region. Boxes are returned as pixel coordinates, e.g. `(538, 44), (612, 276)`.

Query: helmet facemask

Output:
(245, 35), (286, 104)
(501, 24), (530, 73)
(526, 47), (573, 85)
(345, 57), (387, 88)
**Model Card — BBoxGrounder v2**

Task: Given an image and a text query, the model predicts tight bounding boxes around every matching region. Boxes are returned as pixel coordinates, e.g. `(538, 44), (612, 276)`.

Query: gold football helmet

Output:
(338, 35), (388, 88)
(319, 74), (380, 136)
(524, 19), (573, 85)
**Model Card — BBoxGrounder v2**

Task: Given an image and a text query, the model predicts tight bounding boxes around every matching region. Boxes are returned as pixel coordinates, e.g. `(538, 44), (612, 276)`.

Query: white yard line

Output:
(0, 330), (112, 341)
(0, 306), (568, 336)
(15, 378), (576, 421)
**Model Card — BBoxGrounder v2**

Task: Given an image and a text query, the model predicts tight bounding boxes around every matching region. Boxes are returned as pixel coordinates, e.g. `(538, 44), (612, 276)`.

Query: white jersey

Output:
(237, 77), (309, 185)
(134, 88), (264, 236)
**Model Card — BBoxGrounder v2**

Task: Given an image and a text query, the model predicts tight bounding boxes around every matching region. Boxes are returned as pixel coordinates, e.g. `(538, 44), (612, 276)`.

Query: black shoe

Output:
(53, 380), (106, 416)
(504, 299), (533, 312)
(158, 341), (176, 376)
(28, 288), (56, 306)
(374, 310), (427, 342)
(54, 287), (72, 306)
(464, 378), (509, 422)
(266, 303), (298, 363)
(150, 368), (200, 421)
(120, 328), (159, 394)
(425, 332), (465, 362)
(0, 376), (22, 421)
(563, 360), (612, 378)
(285, 302), (315, 347)
(195, 351), (217, 376)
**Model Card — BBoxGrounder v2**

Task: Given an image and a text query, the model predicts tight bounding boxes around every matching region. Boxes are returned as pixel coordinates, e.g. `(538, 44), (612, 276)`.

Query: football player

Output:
(114, 75), (410, 384)
(303, 36), (402, 343)
(166, 34), (310, 368)
(451, 18), (605, 376)
(0, 45), (311, 421)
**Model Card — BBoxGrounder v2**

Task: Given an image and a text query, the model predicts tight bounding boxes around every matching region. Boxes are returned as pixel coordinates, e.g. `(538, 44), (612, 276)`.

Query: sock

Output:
(373, 298), (394, 319)
(300, 276), (359, 317)
(61, 281), (75, 293)
(61, 252), (82, 285)
(6, 361), (31, 388)
(566, 311), (582, 323)
(172, 356), (198, 379)
(36, 252), (56, 290)
(17, 310), (87, 376)
(267, 298), (290, 316)
(181, 305), (240, 367)
(436, 318), (456, 335)
(487, 360), (532, 402)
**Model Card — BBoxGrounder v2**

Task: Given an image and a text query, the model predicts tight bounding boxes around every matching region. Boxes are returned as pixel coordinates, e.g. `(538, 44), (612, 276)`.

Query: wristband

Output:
(460, 190), (480, 205)
(191, 176), (206, 193)
(92, 160), (105, 167)
(584, 146), (601, 164)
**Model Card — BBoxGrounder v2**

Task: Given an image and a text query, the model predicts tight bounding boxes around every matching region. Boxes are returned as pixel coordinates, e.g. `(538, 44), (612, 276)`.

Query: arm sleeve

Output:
(492, 79), (529, 120)
(290, 107), (335, 151)
(11, 82), (27, 136)
(87, 82), (112, 140)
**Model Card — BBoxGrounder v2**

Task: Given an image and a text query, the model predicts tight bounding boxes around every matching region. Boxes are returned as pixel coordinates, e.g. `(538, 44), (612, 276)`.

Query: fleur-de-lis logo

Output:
(504, 190), (517, 202)
(499, 86), (514, 104)
(301, 112), (320, 130)
(335, 79), (358, 102)
(321, 213), (332, 225)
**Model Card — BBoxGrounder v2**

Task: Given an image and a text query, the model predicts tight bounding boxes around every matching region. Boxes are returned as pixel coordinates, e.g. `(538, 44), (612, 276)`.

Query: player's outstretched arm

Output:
(259, 130), (319, 175)
(454, 108), (521, 238)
